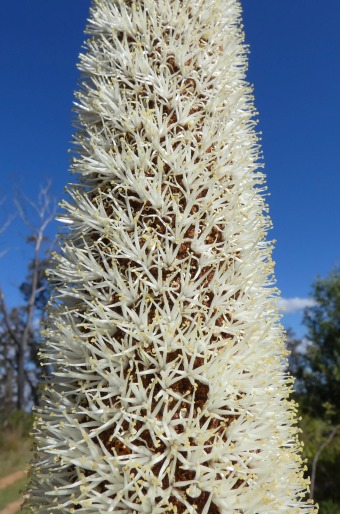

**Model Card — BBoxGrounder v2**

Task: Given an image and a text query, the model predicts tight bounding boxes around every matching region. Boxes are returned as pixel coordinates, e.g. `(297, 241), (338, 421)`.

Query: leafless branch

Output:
(2, 181), (57, 409)
(0, 196), (15, 257)
(14, 180), (57, 236)
(0, 213), (14, 236)
(310, 424), (339, 499)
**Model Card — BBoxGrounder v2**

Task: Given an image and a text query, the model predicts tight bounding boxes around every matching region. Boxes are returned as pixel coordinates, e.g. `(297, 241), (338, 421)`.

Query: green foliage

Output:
(0, 410), (33, 439)
(299, 414), (331, 460)
(296, 412), (340, 511)
(288, 268), (340, 511)
(303, 267), (340, 423)
(318, 500), (340, 514)
(19, 257), (51, 314)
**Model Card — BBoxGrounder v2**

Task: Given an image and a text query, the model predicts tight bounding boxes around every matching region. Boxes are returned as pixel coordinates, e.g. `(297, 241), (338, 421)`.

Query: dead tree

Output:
(0, 182), (56, 410)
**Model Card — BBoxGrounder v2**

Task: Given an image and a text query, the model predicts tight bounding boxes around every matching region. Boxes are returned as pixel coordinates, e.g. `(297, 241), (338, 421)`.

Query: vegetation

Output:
(302, 268), (340, 425)
(287, 268), (340, 513)
(0, 183), (55, 412)
(0, 476), (26, 510)
(0, 410), (33, 479)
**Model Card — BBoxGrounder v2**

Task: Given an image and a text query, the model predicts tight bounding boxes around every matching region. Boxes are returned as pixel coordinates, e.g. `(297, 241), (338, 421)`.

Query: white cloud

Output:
(297, 337), (313, 352)
(278, 297), (317, 314)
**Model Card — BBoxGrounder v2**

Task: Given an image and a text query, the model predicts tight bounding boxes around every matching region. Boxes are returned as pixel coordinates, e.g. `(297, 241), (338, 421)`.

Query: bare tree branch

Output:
(15, 182), (56, 409)
(1, 182), (57, 410)
(0, 196), (15, 257)
(14, 179), (56, 236)
(310, 424), (339, 500)
(0, 213), (14, 236)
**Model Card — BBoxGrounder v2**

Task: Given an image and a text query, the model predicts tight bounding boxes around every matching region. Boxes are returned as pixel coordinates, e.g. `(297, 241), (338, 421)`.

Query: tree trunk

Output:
(16, 345), (25, 410)
(4, 357), (14, 414)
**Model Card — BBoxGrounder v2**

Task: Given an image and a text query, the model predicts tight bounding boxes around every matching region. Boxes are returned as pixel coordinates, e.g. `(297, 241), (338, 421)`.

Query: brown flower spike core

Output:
(86, 42), (238, 507)
(82, 11), (240, 511)
(24, 0), (317, 512)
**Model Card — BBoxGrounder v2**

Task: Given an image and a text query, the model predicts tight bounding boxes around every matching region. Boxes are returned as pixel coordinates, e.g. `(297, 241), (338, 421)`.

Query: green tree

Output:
(285, 269), (340, 512)
(302, 268), (340, 423)
(299, 268), (340, 512)
(285, 328), (307, 394)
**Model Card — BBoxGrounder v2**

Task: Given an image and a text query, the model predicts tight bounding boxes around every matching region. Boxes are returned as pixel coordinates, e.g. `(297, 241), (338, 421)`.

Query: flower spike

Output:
(25, 0), (317, 513)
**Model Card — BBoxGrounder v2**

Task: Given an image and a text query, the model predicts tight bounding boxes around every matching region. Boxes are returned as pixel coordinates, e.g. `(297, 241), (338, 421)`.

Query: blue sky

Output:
(0, 0), (339, 337)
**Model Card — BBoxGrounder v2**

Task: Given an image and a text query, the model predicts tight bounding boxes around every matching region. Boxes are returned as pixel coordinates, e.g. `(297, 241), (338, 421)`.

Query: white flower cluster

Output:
(25, 0), (317, 513)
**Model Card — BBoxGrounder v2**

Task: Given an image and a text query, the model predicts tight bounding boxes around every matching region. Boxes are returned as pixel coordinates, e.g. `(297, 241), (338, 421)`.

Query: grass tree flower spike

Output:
(25, 0), (317, 512)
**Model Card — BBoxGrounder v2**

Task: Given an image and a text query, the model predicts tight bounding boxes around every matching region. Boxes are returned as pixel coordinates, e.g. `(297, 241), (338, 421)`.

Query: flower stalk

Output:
(25, 0), (316, 512)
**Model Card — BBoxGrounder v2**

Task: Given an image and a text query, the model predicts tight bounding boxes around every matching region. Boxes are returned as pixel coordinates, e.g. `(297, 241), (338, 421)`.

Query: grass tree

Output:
(24, 0), (316, 512)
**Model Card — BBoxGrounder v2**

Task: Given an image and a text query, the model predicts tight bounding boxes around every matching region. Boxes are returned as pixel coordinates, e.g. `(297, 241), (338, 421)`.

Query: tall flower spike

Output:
(25, 0), (317, 512)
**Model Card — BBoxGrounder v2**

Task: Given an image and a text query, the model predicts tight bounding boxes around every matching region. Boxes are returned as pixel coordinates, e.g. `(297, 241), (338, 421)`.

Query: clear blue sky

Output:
(0, 0), (339, 337)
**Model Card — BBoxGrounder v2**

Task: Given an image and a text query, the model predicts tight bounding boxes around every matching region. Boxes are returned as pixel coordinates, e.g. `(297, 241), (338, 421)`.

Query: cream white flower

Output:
(24, 0), (317, 512)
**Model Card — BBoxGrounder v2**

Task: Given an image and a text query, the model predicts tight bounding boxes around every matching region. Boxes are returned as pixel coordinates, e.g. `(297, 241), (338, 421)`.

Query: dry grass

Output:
(0, 476), (26, 510)
(0, 431), (32, 480)
(0, 412), (32, 514)
(0, 434), (31, 478)
(0, 412), (33, 480)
